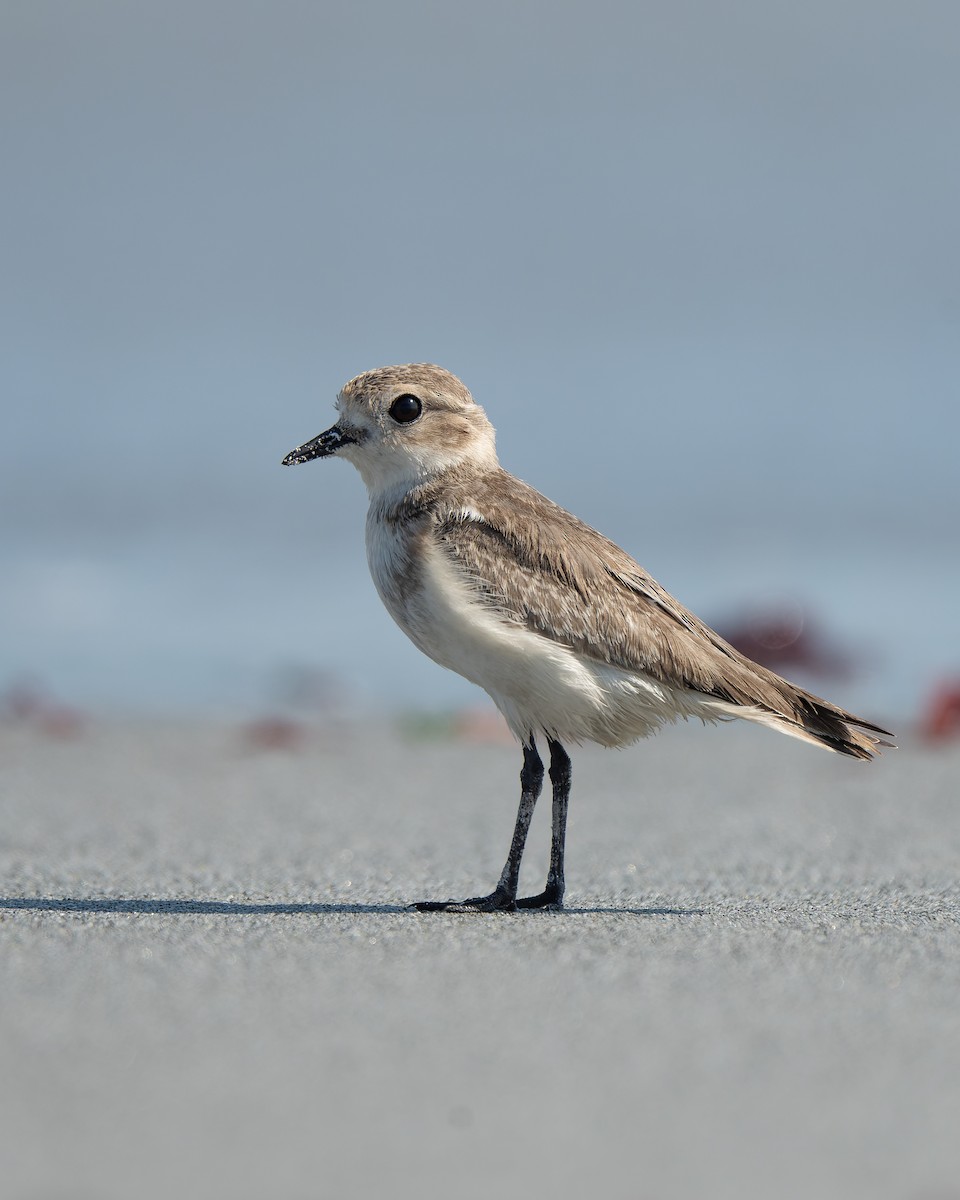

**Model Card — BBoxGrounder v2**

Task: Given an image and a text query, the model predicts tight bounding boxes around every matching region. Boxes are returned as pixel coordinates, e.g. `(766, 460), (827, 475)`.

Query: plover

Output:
(283, 364), (893, 912)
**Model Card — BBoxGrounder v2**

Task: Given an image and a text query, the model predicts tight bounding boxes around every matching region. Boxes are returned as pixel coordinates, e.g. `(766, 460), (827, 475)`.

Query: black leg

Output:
(412, 738), (545, 913)
(517, 738), (571, 910)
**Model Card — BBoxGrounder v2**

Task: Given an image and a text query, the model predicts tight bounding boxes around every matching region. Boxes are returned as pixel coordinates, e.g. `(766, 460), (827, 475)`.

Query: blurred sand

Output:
(1, 717), (958, 1200)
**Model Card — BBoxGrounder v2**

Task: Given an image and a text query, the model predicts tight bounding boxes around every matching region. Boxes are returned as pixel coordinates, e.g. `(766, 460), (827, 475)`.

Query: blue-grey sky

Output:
(2, 1), (957, 719)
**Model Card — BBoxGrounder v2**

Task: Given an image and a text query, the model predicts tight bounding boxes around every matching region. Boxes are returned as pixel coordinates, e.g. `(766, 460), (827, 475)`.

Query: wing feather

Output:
(426, 470), (891, 756)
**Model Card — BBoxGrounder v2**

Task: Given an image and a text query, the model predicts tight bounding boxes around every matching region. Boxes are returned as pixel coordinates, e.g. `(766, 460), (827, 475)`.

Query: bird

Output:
(282, 363), (893, 913)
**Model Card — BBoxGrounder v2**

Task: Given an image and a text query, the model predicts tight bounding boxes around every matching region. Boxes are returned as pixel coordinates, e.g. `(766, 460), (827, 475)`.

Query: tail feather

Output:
(756, 690), (895, 761)
(691, 625), (896, 760)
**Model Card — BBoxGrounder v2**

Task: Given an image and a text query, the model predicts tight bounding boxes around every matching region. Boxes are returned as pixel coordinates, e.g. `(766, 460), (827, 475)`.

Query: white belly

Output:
(366, 516), (719, 746)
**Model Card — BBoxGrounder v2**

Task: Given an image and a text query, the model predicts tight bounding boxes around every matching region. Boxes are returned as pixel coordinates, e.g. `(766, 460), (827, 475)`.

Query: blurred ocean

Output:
(2, 2), (957, 722)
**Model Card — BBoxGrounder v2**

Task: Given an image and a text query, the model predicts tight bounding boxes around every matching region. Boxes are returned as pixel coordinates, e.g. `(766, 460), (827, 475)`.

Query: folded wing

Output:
(431, 472), (892, 759)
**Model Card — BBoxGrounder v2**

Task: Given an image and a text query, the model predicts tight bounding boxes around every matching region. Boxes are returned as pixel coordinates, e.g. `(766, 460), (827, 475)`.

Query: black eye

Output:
(389, 394), (422, 424)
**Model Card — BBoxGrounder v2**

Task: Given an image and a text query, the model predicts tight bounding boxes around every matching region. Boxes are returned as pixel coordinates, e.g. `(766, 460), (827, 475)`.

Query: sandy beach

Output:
(1, 716), (958, 1199)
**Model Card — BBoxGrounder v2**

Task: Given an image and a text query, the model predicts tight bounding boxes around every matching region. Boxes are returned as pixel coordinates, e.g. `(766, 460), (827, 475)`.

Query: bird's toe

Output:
(410, 890), (517, 914)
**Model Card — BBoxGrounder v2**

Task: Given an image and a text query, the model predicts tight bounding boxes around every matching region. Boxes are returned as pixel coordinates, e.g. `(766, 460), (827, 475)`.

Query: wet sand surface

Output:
(1, 718), (958, 1199)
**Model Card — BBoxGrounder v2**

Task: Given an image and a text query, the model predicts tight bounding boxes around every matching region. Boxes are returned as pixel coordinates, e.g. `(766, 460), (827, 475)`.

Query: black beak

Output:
(281, 425), (356, 465)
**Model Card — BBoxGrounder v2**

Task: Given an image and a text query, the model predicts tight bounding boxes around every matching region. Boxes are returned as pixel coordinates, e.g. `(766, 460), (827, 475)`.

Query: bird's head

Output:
(282, 363), (498, 498)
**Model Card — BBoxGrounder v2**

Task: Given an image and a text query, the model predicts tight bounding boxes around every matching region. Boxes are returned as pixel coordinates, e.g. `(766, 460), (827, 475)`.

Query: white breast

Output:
(365, 512), (718, 746)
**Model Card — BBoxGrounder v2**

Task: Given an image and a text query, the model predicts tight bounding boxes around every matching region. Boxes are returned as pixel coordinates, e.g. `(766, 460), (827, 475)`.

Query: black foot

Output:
(410, 888), (517, 914)
(516, 882), (564, 910)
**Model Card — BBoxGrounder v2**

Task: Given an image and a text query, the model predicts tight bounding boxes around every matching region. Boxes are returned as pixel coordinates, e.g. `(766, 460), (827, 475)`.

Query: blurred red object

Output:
(716, 601), (854, 679)
(38, 707), (84, 739)
(1, 677), (83, 737)
(918, 681), (960, 745)
(242, 716), (305, 751)
(2, 678), (48, 721)
(454, 707), (514, 745)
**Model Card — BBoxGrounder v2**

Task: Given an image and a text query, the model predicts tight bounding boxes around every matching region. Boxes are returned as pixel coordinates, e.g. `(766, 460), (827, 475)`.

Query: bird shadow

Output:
(0, 896), (700, 918)
(0, 896), (405, 915)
